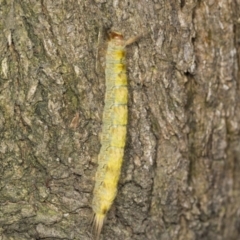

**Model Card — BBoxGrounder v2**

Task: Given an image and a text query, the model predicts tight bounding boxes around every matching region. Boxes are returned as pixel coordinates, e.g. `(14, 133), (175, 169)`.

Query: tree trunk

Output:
(0, 1), (239, 239)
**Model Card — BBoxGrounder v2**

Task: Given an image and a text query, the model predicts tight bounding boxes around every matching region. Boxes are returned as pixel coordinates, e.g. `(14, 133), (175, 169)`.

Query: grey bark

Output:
(0, 0), (239, 240)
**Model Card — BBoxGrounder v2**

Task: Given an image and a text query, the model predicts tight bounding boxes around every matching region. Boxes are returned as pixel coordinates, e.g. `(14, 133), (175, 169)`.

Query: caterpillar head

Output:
(108, 31), (125, 46)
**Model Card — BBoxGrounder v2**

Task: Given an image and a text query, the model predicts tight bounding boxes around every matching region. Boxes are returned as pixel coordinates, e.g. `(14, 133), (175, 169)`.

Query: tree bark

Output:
(0, 0), (239, 239)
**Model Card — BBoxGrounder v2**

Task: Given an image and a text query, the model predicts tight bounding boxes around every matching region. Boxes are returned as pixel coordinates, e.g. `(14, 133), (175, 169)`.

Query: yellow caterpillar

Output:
(92, 31), (138, 239)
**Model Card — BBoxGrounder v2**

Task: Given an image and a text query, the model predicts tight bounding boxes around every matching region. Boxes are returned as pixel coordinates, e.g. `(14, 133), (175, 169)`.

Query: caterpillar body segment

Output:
(92, 31), (130, 239)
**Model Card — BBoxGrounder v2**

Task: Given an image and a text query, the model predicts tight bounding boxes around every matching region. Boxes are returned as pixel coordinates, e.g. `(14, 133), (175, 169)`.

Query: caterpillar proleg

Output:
(92, 31), (137, 239)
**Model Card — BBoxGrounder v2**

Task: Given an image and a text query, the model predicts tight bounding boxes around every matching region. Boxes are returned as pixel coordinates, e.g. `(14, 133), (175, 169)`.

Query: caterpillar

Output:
(92, 31), (138, 239)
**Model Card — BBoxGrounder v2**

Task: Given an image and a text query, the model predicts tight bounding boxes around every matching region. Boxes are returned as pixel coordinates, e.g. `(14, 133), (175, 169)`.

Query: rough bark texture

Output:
(0, 0), (239, 240)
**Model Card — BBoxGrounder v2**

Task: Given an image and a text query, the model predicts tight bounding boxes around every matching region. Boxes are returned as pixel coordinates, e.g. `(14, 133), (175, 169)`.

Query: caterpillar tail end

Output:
(92, 213), (105, 240)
